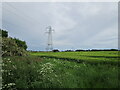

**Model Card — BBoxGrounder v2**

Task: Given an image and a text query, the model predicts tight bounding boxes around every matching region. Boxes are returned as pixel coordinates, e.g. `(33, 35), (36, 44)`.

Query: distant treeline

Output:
(29, 49), (119, 52)
(61, 49), (119, 52)
(75, 49), (119, 52)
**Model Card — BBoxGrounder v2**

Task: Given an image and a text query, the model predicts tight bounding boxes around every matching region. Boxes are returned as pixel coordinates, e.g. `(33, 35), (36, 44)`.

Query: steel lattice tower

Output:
(46, 26), (54, 51)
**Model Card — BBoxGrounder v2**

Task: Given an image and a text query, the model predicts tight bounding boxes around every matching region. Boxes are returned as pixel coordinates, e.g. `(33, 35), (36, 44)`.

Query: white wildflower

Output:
(1, 69), (4, 72)
(83, 62), (86, 67)
(8, 83), (15, 85)
(8, 58), (10, 60)
(8, 60), (11, 63)
(13, 65), (17, 69)
(39, 62), (54, 76)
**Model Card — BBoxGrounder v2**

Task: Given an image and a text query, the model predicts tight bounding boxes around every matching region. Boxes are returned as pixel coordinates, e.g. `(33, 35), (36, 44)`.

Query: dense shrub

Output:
(1, 29), (28, 56)
(52, 49), (59, 52)
(2, 38), (28, 56)
(13, 38), (27, 50)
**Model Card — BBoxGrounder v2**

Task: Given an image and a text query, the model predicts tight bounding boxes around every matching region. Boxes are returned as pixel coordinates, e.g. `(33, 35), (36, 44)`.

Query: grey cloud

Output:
(2, 2), (118, 51)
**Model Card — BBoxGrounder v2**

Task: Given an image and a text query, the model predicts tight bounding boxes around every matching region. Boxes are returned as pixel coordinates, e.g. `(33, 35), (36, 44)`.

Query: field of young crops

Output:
(31, 51), (119, 65)
(2, 51), (119, 89)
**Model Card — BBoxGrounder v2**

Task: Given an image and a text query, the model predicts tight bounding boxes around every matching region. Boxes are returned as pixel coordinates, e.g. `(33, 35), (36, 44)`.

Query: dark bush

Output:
(52, 49), (59, 52)
(75, 49), (84, 52)
(65, 50), (74, 52)
(13, 38), (27, 50)
(0, 29), (8, 37)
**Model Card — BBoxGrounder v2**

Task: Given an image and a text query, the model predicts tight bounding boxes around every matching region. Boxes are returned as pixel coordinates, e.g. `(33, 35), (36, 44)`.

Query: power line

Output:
(3, 3), (41, 25)
(2, 6), (35, 26)
(2, 3), (44, 32)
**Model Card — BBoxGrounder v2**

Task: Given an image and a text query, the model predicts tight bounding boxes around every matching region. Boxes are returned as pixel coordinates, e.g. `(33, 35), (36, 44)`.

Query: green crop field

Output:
(31, 51), (119, 65)
(2, 51), (119, 89)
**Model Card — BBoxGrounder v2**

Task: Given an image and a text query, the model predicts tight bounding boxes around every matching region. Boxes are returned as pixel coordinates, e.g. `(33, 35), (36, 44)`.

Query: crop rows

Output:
(31, 51), (119, 65)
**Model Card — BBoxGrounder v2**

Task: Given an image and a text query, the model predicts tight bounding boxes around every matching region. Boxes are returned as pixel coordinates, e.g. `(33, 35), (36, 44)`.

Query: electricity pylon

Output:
(46, 26), (54, 51)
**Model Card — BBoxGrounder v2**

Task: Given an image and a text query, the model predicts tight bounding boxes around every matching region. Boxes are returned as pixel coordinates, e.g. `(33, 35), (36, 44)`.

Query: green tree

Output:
(13, 38), (27, 50)
(0, 29), (8, 37)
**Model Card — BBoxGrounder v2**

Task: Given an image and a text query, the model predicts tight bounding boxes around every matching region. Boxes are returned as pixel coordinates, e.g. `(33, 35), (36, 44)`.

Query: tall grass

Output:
(2, 56), (119, 89)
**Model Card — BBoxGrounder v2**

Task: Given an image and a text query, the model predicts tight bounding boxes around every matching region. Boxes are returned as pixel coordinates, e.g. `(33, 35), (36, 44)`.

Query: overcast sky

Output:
(2, 2), (118, 51)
